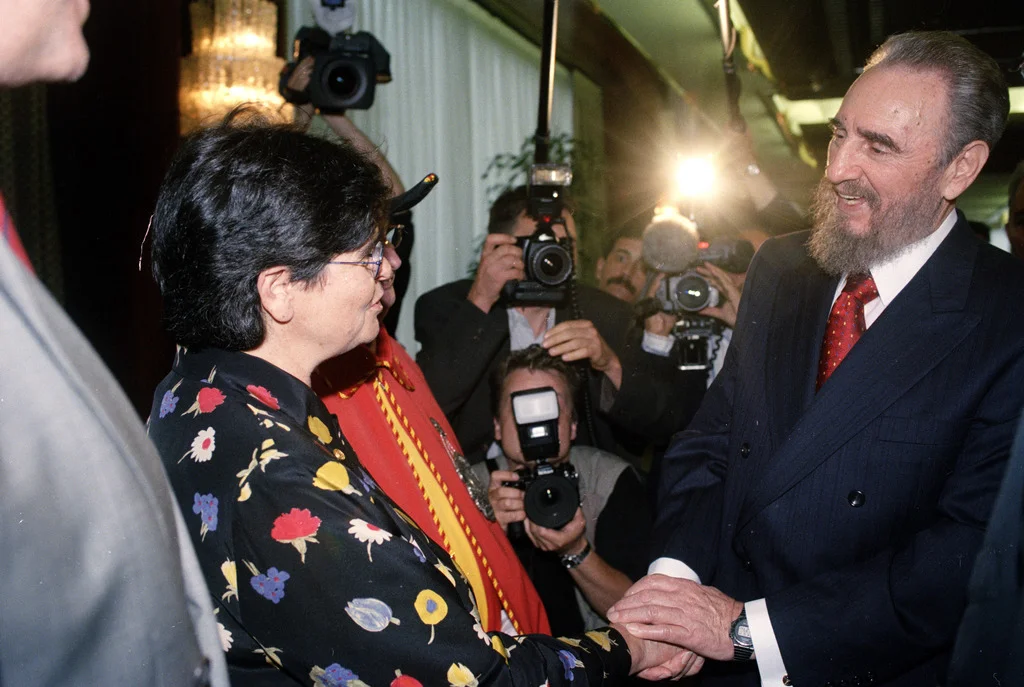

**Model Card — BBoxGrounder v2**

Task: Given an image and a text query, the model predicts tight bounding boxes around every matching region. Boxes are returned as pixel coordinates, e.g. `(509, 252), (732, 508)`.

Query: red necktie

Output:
(816, 273), (879, 390)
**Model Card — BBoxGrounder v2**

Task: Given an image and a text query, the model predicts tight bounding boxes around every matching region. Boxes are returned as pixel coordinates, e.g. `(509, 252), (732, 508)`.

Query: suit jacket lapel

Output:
(740, 217), (981, 528)
(765, 255), (837, 449)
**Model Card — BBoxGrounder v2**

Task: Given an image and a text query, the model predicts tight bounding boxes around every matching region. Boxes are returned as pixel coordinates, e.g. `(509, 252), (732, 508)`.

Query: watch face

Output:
(731, 614), (753, 647)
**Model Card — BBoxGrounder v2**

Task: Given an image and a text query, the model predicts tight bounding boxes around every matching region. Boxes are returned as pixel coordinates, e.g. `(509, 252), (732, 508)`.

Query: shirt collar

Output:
(173, 345), (344, 442)
(856, 209), (958, 307)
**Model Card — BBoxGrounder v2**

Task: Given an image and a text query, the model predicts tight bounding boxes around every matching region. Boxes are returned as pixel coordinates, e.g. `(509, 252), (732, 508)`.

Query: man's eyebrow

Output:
(858, 128), (902, 153)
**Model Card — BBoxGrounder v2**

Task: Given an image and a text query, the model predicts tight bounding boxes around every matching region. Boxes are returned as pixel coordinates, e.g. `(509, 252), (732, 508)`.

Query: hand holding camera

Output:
(468, 234), (525, 314)
(542, 320), (622, 389)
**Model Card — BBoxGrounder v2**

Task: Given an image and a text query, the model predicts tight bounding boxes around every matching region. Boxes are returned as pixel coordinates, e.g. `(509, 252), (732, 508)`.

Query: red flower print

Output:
(272, 508), (321, 540)
(182, 386), (226, 417)
(272, 508), (322, 564)
(247, 384), (280, 410)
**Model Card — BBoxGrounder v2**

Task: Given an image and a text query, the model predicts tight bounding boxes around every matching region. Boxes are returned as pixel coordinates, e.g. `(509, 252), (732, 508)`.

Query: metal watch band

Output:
(560, 541), (592, 569)
(730, 608), (755, 661)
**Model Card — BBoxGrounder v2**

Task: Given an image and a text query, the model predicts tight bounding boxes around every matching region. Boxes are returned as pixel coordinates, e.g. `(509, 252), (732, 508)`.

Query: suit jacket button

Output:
(847, 490), (866, 507)
(866, 671), (876, 683)
(740, 442), (751, 458)
(741, 559), (753, 571)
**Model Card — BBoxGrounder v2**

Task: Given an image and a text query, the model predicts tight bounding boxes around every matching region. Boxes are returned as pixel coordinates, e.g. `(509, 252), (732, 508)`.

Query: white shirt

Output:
(649, 209), (958, 686)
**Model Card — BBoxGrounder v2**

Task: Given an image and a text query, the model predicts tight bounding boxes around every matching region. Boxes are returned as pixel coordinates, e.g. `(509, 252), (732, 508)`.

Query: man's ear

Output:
(256, 266), (296, 324)
(594, 256), (606, 282)
(570, 417), (577, 442)
(493, 416), (502, 442)
(941, 140), (990, 202)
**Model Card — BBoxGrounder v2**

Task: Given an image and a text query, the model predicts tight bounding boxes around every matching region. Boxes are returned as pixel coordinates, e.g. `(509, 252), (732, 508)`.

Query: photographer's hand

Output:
(542, 320), (622, 389)
(697, 262), (744, 329)
(486, 469), (526, 532)
(468, 234), (524, 314)
(523, 507), (587, 556)
(286, 56), (317, 130)
(640, 273), (678, 336)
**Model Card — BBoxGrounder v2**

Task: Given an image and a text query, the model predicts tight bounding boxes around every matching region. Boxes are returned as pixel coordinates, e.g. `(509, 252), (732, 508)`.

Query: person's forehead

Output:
(611, 237), (643, 259)
(836, 66), (948, 149)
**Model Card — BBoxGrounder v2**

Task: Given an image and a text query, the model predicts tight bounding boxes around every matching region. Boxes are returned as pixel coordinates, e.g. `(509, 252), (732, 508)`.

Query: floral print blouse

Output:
(147, 346), (631, 686)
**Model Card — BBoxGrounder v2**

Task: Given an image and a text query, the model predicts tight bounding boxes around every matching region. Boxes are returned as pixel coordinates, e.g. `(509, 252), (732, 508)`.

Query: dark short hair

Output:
(487, 185), (575, 235)
(602, 213), (647, 260)
(490, 345), (581, 419)
(151, 110), (390, 351)
(864, 31), (1009, 166)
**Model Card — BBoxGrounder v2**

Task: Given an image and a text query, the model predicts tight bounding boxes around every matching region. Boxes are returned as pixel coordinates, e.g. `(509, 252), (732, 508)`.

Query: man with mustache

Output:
(608, 31), (1024, 687)
(595, 221), (648, 302)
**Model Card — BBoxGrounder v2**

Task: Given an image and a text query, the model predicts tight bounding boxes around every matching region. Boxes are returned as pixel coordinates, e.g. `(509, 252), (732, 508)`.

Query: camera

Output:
(655, 238), (753, 314)
(280, 25), (391, 112)
(505, 461), (580, 530)
(502, 164), (575, 306)
(500, 386), (580, 530)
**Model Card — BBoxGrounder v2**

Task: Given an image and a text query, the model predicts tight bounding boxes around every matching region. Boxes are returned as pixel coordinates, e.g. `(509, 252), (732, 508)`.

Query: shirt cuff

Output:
(746, 598), (790, 687)
(642, 330), (674, 357)
(647, 557), (701, 583)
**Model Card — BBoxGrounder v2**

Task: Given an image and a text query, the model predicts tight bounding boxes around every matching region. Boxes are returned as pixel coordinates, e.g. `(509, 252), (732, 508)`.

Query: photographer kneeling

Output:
(473, 346), (652, 636)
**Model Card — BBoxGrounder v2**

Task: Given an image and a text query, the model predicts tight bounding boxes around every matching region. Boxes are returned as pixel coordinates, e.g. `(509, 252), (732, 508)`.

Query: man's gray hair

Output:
(865, 31), (1009, 166)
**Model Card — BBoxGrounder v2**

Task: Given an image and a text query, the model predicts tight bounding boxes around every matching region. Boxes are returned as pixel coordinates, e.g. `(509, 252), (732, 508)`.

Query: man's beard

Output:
(808, 175), (944, 276)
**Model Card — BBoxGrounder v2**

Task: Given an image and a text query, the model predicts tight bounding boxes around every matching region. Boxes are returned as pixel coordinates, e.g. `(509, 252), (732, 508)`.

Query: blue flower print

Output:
(320, 663), (362, 687)
(406, 535), (426, 563)
(159, 389), (179, 418)
(192, 492), (219, 540)
(251, 567), (291, 604)
(558, 649), (580, 681)
(357, 470), (379, 494)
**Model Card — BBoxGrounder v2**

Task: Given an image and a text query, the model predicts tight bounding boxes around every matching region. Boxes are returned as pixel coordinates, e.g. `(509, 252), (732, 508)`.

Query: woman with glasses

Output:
(146, 114), (686, 686)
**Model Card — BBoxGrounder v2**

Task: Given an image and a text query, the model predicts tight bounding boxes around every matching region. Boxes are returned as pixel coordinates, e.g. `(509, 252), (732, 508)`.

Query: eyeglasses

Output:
(385, 223), (405, 249)
(328, 240), (385, 278)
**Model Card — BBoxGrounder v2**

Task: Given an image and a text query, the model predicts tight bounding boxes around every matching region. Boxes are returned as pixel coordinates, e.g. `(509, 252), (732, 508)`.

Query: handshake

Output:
(610, 574), (747, 680)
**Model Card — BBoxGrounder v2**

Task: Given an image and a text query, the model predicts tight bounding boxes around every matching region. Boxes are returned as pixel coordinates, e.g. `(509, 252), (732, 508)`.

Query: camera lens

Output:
(529, 244), (572, 287)
(325, 62), (364, 99)
(523, 472), (579, 530)
(672, 272), (717, 311)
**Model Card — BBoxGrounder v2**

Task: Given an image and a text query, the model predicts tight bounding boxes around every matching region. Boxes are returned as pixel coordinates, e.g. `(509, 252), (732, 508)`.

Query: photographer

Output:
(415, 185), (656, 465)
(472, 346), (652, 635)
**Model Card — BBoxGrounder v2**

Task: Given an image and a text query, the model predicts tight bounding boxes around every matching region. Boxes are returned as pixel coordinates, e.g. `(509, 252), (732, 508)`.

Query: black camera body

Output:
(505, 460), (580, 530)
(281, 26), (391, 112)
(655, 238), (753, 314)
(501, 227), (575, 306)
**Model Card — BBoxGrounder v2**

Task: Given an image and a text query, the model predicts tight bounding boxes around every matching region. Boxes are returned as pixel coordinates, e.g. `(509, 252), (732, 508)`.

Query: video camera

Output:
(502, 164), (576, 307)
(280, 1), (391, 113)
(640, 209), (753, 371)
(500, 386), (579, 530)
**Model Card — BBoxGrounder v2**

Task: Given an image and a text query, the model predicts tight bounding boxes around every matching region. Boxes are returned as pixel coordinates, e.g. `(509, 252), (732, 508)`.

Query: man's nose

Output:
(825, 139), (860, 185)
(384, 242), (402, 272)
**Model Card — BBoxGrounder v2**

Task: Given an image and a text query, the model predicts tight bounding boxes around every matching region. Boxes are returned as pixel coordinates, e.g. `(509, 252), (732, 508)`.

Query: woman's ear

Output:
(256, 266), (296, 324)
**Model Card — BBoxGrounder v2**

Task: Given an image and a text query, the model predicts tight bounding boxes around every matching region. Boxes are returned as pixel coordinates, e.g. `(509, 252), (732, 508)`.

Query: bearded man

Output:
(606, 31), (1024, 687)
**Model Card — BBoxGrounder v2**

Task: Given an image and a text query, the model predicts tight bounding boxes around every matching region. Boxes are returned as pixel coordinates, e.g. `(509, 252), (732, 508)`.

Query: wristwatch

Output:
(729, 608), (755, 661)
(559, 541), (592, 569)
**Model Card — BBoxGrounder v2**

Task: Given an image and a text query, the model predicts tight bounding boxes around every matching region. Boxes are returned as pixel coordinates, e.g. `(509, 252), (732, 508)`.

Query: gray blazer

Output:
(0, 240), (228, 685)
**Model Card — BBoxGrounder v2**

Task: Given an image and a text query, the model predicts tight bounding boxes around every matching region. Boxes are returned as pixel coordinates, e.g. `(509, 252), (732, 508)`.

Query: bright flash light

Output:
(674, 156), (715, 198)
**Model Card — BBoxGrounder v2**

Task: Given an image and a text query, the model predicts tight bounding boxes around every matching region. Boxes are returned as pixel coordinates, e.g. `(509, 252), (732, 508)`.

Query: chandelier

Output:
(180, 0), (291, 134)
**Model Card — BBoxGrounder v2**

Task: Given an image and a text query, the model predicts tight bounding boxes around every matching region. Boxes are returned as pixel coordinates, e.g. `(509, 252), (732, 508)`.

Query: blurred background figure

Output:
(0, 0), (228, 685)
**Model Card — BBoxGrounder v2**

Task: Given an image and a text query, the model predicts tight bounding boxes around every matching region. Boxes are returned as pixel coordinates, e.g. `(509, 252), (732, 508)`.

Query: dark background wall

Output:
(47, 0), (182, 414)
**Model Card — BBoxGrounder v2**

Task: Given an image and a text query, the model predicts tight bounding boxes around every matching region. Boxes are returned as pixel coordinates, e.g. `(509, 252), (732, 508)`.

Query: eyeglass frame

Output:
(327, 240), (385, 278)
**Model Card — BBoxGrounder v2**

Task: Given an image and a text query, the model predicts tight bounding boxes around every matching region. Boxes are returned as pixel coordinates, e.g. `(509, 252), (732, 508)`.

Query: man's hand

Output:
(607, 574), (742, 662)
(697, 262), (745, 329)
(640, 272), (678, 336)
(542, 320), (622, 388)
(486, 469), (526, 531)
(285, 56), (317, 129)
(523, 507), (586, 556)
(467, 234), (524, 314)
(613, 623), (706, 680)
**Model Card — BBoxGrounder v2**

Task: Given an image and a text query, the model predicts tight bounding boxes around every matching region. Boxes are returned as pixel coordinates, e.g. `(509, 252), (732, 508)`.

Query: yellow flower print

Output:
(308, 415), (332, 444)
(220, 560), (238, 601)
(585, 629), (616, 651)
(414, 589), (448, 644)
(446, 663), (479, 687)
(312, 462), (362, 495)
(557, 636), (583, 648)
(489, 635), (509, 661)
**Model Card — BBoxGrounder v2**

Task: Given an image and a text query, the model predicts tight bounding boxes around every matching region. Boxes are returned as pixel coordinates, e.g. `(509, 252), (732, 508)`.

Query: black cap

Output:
(389, 173), (438, 218)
